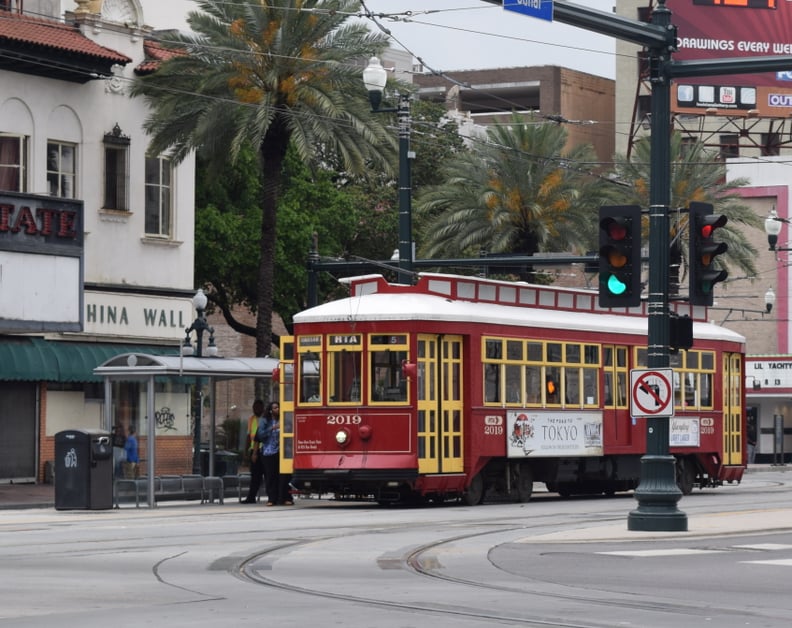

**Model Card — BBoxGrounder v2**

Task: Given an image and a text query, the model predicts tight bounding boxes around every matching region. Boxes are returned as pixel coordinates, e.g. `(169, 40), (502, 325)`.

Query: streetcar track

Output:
(231, 501), (792, 628)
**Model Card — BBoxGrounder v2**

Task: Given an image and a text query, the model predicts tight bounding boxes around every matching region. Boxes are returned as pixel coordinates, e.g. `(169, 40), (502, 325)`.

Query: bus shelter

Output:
(93, 353), (278, 507)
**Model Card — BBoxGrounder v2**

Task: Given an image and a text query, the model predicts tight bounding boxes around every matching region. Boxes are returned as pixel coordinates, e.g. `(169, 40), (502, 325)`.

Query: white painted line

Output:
(598, 549), (725, 557)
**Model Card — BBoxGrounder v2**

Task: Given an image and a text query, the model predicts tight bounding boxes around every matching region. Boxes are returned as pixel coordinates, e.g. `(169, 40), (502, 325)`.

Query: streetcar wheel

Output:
(463, 473), (484, 506)
(676, 459), (696, 496)
(516, 464), (533, 503)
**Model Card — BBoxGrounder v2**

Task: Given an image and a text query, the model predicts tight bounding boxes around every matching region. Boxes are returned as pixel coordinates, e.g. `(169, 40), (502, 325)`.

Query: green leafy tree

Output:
(416, 113), (609, 279)
(610, 133), (761, 289)
(132, 0), (394, 356)
(194, 146), (260, 333)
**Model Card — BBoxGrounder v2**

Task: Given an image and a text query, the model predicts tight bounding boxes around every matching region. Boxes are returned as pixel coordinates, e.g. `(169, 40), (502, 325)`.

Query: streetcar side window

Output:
(297, 335), (323, 404)
(299, 351), (322, 404)
(484, 338), (601, 408)
(369, 334), (409, 403)
(484, 339), (502, 403)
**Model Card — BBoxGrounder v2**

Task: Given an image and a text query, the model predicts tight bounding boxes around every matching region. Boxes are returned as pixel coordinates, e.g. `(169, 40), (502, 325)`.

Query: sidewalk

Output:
(0, 482), (54, 510)
(0, 463), (788, 511)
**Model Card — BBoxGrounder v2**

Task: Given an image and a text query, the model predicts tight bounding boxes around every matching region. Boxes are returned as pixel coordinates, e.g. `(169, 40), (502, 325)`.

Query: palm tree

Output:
(131, 0), (395, 356)
(416, 113), (610, 277)
(611, 133), (762, 288)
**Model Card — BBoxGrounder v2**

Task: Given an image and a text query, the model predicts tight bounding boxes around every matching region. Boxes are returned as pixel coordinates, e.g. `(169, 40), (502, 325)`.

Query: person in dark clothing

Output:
(747, 416), (757, 464)
(258, 401), (292, 506)
(242, 400), (265, 503)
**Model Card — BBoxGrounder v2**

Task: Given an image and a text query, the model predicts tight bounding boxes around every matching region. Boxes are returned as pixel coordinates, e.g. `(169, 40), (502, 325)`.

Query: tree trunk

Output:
(256, 124), (290, 358)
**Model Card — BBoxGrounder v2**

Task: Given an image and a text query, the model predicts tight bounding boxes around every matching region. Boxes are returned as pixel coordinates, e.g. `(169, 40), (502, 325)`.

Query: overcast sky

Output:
(139, 0), (616, 79)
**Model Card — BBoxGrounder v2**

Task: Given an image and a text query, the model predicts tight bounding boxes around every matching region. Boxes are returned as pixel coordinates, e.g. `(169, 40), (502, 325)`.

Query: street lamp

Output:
(363, 56), (413, 284)
(765, 287), (776, 313)
(764, 207), (792, 252)
(182, 288), (217, 474)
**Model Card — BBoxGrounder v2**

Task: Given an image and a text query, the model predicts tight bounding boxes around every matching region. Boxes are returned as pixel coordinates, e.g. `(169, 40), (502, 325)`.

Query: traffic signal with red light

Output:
(598, 205), (642, 307)
(689, 202), (728, 306)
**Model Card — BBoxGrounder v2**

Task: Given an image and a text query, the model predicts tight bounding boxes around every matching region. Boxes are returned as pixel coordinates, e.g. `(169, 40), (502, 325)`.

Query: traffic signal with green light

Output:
(598, 205), (642, 307)
(689, 202), (728, 306)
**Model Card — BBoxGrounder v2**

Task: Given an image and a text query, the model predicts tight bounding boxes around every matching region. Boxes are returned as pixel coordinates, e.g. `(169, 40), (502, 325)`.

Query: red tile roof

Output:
(136, 39), (185, 74)
(0, 10), (130, 64)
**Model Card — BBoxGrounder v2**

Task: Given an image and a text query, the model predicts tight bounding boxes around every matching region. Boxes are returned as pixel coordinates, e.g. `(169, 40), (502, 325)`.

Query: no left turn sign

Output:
(630, 368), (675, 418)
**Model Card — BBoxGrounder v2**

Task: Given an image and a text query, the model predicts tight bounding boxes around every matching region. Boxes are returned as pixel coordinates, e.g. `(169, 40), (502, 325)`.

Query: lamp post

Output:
(363, 56), (413, 285)
(182, 288), (217, 474)
(764, 207), (792, 252)
(765, 287), (776, 313)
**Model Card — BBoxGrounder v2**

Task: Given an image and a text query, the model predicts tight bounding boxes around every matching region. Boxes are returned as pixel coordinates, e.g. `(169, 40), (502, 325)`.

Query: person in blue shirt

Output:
(256, 401), (292, 506)
(123, 426), (139, 478)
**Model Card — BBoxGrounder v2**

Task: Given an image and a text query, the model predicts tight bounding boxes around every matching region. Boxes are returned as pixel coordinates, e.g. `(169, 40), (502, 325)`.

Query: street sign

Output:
(503, 0), (554, 23)
(630, 368), (675, 418)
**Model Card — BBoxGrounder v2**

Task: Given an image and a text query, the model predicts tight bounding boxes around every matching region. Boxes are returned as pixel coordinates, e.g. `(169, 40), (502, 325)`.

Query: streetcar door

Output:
(417, 335), (464, 474)
(722, 352), (743, 465)
(279, 336), (295, 475)
(603, 345), (630, 446)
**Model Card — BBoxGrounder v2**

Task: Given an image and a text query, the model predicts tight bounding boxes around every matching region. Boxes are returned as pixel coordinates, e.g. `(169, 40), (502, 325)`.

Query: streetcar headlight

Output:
(335, 429), (349, 445)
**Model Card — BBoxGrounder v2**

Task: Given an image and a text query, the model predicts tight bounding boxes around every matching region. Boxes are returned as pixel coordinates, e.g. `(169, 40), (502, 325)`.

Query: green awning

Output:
(0, 337), (180, 383)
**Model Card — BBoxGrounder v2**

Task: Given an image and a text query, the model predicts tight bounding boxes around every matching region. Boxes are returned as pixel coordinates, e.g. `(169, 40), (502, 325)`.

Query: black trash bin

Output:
(54, 429), (113, 510)
(200, 449), (239, 476)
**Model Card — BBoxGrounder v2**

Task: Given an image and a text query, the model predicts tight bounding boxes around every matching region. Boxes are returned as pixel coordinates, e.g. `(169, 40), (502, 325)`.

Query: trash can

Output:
(54, 429), (113, 510)
(200, 449), (240, 476)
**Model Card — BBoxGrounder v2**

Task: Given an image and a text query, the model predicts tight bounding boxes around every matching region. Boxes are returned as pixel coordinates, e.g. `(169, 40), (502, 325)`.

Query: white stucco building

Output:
(0, 0), (197, 482)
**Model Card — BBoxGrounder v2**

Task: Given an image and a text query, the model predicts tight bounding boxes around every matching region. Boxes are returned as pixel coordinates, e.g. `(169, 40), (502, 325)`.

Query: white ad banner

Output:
(507, 411), (603, 458)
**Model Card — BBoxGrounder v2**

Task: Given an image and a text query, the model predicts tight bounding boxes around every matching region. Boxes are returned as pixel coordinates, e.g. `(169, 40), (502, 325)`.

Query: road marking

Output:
(740, 559), (792, 566)
(597, 549), (725, 557)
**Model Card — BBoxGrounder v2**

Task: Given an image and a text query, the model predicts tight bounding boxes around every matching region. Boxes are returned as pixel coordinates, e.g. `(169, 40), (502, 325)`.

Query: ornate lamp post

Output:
(182, 289), (217, 474)
(764, 207), (792, 252)
(362, 56), (413, 285)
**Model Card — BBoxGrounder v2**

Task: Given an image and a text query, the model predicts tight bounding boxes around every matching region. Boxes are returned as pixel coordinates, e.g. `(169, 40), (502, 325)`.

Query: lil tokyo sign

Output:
(503, 0), (554, 23)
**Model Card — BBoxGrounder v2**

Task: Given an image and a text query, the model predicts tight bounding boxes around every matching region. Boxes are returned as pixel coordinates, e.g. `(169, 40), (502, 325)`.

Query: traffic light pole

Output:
(484, 0), (792, 531)
(629, 1), (686, 531)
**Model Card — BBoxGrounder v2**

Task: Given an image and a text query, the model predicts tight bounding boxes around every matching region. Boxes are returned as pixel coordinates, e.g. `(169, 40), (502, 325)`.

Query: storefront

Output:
(746, 356), (792, 464)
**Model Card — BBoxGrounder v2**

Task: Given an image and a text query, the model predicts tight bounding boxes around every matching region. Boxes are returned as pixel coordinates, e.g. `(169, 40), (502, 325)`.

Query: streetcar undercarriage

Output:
(293, 453), (736, 505)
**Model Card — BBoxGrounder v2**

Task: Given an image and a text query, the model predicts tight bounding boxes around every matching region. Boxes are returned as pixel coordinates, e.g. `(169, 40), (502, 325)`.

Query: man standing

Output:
(111, 424), (126, 478)
(123, 426), (139, 478)
(258, 401), (292, 506)
(242, 400), (265, 503)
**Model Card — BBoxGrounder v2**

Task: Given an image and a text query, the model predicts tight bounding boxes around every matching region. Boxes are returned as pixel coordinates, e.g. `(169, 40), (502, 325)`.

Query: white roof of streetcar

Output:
(295, 273), (745, 346)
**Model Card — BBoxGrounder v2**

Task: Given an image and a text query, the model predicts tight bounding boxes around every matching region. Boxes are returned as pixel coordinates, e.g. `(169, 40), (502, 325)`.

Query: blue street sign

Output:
(503, 0), (554, 22)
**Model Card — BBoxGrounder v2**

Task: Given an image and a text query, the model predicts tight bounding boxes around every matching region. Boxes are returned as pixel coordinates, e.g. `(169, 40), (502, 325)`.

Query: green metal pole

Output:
(628, 0), (687, 531)
(397, 93), (413, 284)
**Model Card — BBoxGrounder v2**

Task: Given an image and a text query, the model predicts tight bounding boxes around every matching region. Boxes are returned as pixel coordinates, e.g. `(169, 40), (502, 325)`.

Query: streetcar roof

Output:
(295, 286), (745, 345)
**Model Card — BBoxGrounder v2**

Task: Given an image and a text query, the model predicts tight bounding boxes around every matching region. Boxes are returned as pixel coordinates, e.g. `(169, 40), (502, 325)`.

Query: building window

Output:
(719, 134), (739, 159)
(0, 133), (27, 192)
(761, 132), (780, 156)
(145, 156), (172, 237)
(47, 141), (76, 198)
(103, 124), (130, 210)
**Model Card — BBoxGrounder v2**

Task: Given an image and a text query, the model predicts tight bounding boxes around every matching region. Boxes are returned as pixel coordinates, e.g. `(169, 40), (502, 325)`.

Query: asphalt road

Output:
(1, 471), (791, 628)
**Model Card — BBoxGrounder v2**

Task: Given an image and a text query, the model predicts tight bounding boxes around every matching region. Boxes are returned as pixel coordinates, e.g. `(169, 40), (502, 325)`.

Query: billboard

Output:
(669, 0), (792, 115)
(0, 192), (83, 332)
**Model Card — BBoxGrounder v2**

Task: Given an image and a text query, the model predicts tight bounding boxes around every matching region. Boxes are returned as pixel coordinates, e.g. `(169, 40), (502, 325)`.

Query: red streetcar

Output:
(277, 273), (746, 504)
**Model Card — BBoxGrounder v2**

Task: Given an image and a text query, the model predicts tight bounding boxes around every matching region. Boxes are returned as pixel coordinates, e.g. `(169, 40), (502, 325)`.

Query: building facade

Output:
(0, 0), (197, 482)
(413, 65), (615, 165)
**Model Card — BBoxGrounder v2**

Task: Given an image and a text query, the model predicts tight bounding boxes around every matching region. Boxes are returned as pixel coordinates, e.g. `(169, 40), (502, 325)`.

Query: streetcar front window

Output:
(369, 334), (409, 403)
(328, 335), (362, 404)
